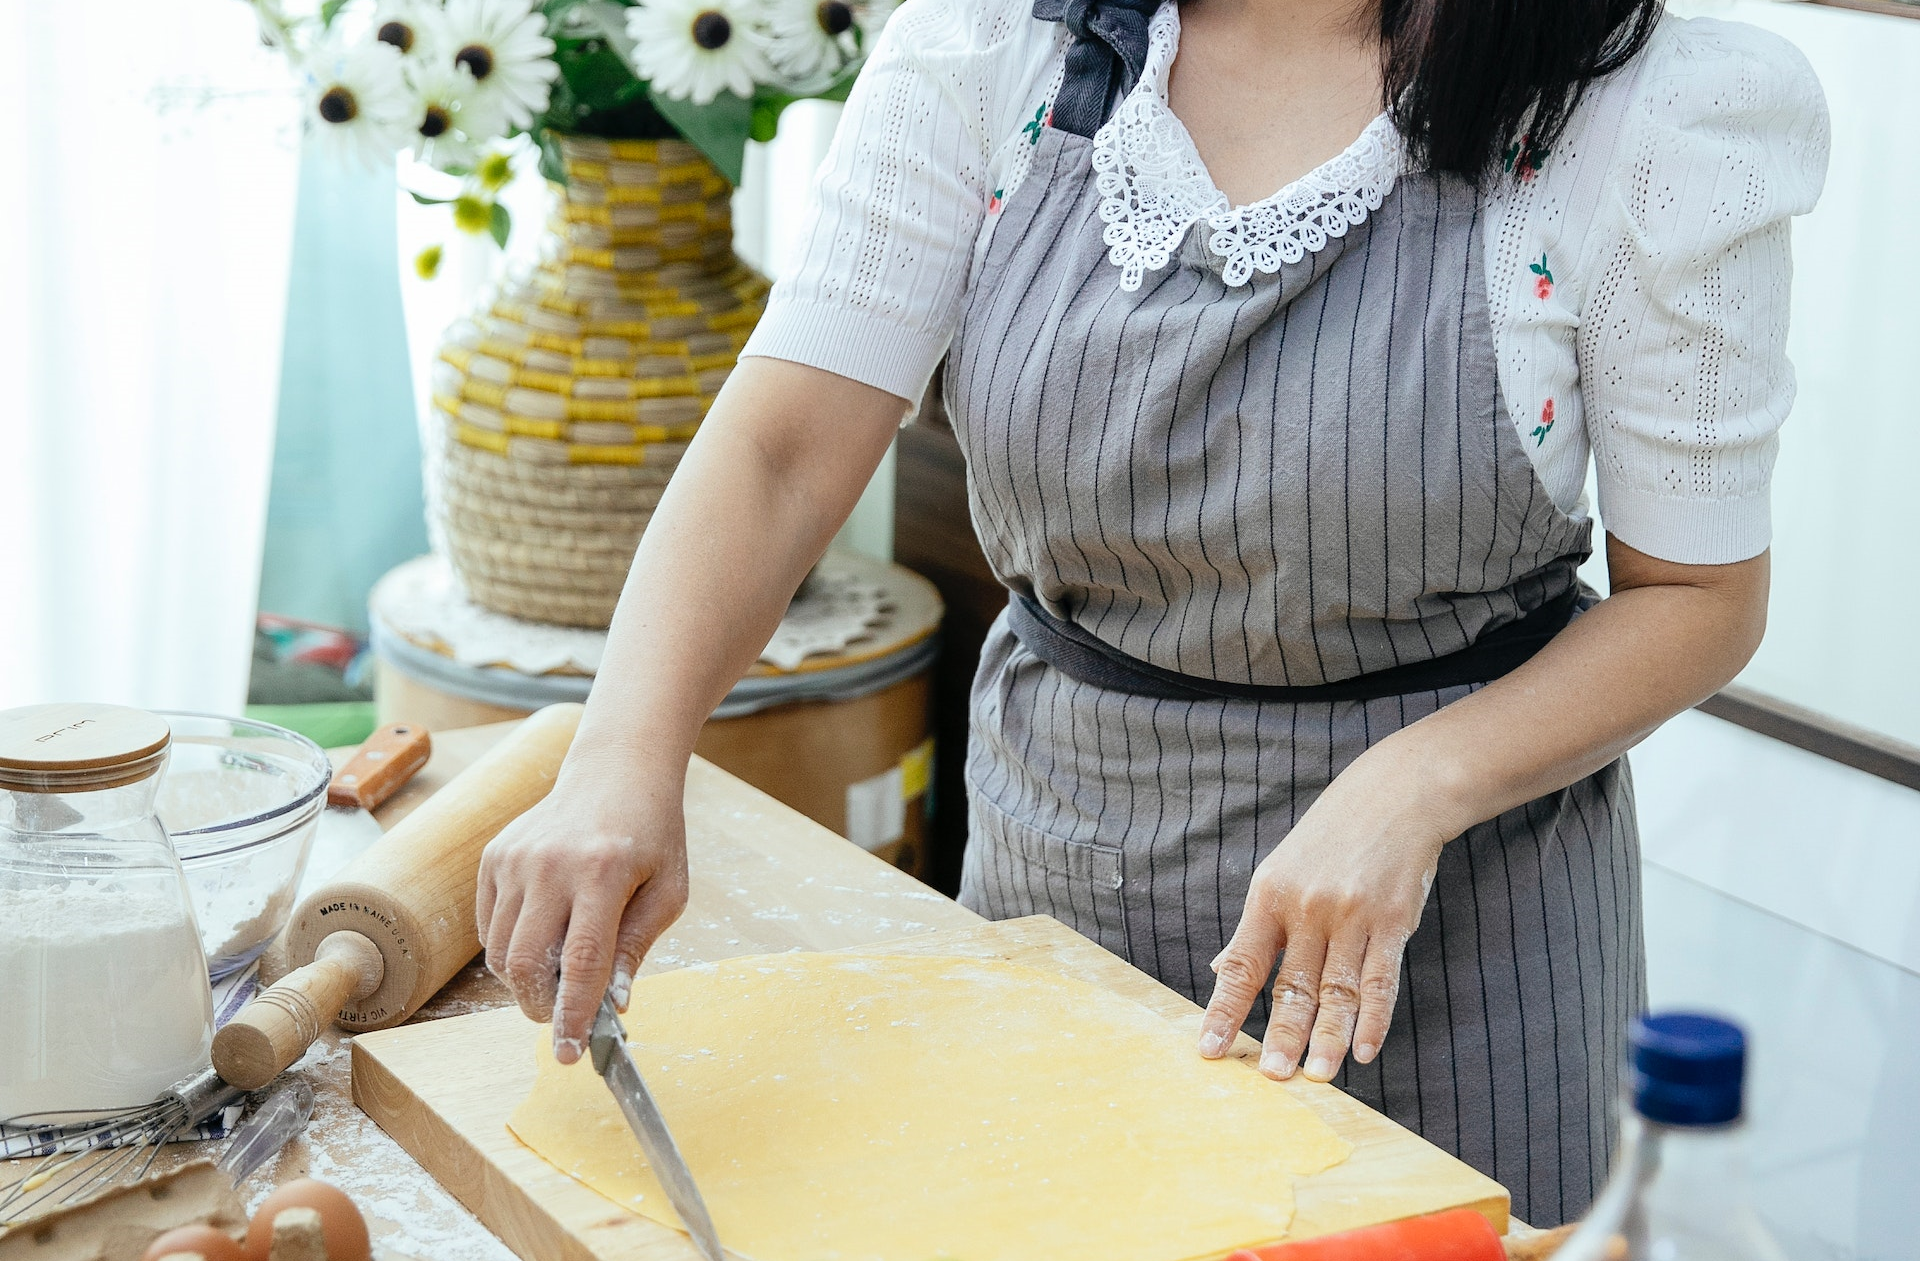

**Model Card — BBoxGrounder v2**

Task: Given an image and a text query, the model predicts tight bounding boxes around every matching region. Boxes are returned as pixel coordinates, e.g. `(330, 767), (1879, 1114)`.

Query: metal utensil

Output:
(216, 1078), (314, 1186)
(0, 1075), (316, 1226)
(0, 1069), (241, 1224)
(302, 723), (432, 893)
(589, 993), (725, 1261)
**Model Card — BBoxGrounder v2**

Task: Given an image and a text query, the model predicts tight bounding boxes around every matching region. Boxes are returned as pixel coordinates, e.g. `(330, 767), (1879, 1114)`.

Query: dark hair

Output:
(1379, 0), (1664, 181)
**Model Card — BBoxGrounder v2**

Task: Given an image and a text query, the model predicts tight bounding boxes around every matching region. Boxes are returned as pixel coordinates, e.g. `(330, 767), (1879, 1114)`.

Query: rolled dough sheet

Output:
(507, 954), (1350, 1261)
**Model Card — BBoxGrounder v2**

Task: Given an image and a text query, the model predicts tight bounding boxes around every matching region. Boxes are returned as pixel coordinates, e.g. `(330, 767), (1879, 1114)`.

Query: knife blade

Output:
(590, 993), (726, 1261)
(303, 723), (433, 893)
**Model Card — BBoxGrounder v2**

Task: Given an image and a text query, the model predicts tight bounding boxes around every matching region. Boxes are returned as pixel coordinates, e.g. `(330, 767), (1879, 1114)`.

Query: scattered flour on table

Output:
(0, 886), (212, 1116)
(259, 1032), (517, 1261)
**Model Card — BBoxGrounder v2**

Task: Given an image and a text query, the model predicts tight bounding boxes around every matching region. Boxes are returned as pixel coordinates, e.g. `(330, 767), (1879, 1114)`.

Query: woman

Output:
(476, 0), (1827, 1223)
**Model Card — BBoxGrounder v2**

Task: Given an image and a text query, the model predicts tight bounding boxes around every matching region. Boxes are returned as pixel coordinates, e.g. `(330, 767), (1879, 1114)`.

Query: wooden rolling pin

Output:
(1227, 1211), (1582, 1260)
(212, 703), (583, 1089)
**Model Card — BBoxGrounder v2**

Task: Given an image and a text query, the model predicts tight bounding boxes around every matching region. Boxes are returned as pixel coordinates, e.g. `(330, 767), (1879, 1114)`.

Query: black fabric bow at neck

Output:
(1032, 0), (1159, 137)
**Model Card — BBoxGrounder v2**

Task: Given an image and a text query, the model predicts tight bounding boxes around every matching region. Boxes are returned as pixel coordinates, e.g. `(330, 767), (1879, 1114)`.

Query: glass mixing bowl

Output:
(155, 713), (331, 978)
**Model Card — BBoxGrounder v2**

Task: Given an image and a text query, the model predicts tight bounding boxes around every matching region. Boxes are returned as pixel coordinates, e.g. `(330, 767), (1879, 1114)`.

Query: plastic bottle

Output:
(1555, 1012), (1787, 1261)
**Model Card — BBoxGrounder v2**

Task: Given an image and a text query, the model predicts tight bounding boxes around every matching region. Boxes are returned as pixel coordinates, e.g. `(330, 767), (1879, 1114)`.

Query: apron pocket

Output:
(963, 796), (1129, 960)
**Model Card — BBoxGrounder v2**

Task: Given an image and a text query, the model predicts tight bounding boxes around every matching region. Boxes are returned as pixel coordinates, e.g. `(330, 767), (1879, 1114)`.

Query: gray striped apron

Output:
(946, 101), (1646, 1223)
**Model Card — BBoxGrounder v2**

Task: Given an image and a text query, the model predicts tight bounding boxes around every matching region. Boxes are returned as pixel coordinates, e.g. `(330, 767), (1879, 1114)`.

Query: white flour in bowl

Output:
(0, 885), (214, 1118)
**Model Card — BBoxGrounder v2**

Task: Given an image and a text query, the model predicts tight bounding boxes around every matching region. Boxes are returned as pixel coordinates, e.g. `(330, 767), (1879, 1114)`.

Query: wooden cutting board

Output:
(353, 914), (1505, 1260)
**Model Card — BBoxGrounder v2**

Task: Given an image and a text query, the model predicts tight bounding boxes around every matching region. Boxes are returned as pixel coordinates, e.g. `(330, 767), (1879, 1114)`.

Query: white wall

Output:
(1671, 0), (1920, 745)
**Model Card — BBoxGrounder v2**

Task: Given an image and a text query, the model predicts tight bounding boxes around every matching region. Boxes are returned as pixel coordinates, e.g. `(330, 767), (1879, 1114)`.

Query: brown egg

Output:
(244, 1180), (370, 1261)
(141, 1224), (249, 1261)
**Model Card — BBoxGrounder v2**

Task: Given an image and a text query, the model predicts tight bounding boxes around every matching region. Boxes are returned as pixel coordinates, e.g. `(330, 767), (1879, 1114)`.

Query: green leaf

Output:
(533, 126), (570, 184)
(320, 0), (350, 25)
(409, 191), (454, 206)
(648, 90), (753, 185)
(562, 46), (648, 113)
(489, 202), (513, 249)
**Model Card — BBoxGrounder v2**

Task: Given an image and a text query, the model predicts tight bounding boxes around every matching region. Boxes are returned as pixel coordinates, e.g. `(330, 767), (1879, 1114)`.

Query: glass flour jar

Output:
(0, 704), (215, 1119)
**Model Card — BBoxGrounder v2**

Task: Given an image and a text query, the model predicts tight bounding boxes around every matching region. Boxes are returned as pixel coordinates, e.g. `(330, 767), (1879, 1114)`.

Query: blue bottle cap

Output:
(1631, 1011), (1746, 1126)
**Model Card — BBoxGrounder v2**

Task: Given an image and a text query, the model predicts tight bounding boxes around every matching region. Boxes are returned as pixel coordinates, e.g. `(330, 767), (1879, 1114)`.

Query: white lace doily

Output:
(373, 557), (607, 675)
(1091, 3), (1406, 290)
(371, 553), (914, 677)
(761, 559), (894, 670)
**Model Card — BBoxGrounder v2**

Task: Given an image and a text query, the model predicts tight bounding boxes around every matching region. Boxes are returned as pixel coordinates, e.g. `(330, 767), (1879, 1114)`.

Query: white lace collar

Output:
(1090, 2), (1406, 290)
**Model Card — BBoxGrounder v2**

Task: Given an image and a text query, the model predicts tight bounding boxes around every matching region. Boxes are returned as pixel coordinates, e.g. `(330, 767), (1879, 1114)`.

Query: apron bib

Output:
(947, 103), (1646, 1224)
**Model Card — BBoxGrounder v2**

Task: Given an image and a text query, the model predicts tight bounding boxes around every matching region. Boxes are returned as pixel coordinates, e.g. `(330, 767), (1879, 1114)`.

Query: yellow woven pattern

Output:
(437, 137), (763, 468)
(435, 134), (764, 628)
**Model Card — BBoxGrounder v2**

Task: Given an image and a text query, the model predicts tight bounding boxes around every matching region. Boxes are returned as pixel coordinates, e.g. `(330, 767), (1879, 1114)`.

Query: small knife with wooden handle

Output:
(306, 723), (432, 889)
(327, 721), (432, 818)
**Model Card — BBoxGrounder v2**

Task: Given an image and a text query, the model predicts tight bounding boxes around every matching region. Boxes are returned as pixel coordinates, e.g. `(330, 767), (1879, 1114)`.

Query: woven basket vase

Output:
(432, 135), (768, 627)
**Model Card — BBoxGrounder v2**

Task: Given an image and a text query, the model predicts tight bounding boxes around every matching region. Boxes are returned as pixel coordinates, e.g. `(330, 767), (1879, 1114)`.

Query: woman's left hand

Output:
(1196, 747), (1453, 1082)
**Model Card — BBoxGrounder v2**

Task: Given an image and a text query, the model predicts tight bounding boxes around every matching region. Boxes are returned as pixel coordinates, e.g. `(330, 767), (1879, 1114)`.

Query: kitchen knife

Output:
(589, 993), (725, 1261)
(304, 723), (433, 891)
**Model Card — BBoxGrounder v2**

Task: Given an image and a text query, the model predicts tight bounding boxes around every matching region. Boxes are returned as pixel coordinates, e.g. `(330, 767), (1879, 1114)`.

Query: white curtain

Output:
(0, 0), (299, 712)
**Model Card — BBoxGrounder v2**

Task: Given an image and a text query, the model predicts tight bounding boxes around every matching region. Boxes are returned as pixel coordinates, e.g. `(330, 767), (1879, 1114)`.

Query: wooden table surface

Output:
(9, 719), (1535, 1257)
(285, 721), (978, 1260)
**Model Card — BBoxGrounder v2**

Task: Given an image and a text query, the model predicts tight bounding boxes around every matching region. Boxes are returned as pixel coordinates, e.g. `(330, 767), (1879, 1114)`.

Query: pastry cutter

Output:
(589, 992), (725, 1261)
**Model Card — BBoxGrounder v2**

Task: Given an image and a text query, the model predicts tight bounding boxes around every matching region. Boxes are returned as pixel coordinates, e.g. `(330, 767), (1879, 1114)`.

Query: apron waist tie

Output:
(1006, 586), (1582, 703)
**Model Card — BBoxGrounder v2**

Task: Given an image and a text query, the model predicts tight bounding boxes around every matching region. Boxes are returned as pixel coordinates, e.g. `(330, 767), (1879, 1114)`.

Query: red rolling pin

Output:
(1226, 1210), (1593, 1261)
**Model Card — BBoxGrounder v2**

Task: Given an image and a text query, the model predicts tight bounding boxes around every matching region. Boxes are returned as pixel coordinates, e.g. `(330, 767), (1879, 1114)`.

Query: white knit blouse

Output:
(741, 0), (1830, 565)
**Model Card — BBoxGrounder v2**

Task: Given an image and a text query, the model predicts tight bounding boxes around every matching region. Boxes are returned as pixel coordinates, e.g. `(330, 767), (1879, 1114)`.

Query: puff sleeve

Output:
(739, 0), (1058, 401)
(1577, 18), (1829, 564)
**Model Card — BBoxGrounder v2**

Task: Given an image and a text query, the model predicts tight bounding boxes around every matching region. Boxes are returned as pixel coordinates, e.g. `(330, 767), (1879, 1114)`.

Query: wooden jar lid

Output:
(0, 703), (172, 792)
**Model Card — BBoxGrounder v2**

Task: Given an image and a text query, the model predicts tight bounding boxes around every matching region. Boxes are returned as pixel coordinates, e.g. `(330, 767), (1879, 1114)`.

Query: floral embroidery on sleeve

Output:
(1531, 398), (1556, 446)
(1502, 136), (1549, 182)
(1529, 253), (1553, 300)
(988, 188), (1004, 212)
(1024, 101), (1051, 143)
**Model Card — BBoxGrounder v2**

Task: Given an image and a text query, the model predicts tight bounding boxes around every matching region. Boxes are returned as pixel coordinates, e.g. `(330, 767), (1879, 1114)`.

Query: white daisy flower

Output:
(438, 0), (559, 130)
(762, 0), (857, 84)
(301, 36), (413, 168)
(407, 59), (504, 168)
(371, 0), (444, 58)
(625, 0), (773, 105)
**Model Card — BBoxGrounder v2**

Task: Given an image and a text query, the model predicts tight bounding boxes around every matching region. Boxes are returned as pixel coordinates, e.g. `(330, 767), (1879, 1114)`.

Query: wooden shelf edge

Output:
(1809, 0), (1920, 20)
(1696, 684), (1920, 793)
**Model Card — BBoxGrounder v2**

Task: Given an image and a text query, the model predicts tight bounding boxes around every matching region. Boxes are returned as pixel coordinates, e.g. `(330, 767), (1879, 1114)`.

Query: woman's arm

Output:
(1199, 535), (1768, 1081)
(476, 357), (908, 1062)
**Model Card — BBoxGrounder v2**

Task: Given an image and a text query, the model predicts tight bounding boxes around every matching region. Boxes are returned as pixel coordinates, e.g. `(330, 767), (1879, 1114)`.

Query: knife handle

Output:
(328, 723), (433, 810)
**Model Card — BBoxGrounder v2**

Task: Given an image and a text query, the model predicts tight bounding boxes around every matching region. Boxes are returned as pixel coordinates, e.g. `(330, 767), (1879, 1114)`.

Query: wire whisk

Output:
(0, 1068), (241, 1225)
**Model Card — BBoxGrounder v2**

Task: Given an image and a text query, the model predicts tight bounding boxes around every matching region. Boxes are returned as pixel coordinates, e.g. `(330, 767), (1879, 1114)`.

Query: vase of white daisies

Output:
(250, 0), (885, 225)
(246, 0), (887, 628)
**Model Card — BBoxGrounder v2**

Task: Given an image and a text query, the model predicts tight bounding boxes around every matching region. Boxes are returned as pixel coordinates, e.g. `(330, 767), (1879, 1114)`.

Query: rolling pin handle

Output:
(212, 931), (385, 1090)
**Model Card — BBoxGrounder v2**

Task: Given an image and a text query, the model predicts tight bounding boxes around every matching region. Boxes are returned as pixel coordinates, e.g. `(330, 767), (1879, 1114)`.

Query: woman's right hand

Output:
(471, 359), (906, 1065)
(475, 759), (691, 1065)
